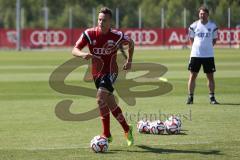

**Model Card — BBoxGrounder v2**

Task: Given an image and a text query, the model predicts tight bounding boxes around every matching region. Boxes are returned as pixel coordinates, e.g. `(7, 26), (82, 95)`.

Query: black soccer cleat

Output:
(186, 96), (193, 104)
(210, 97), (219, 104)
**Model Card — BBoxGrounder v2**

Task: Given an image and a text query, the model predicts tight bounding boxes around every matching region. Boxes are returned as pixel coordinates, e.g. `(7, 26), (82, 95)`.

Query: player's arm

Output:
(212, 39), (217, 46)
(123, 39), (134, 70)
(212, 26), (218, 46)
(127, 39), (134, 63)
(189, 38), (194, 45)
(72, 47), (93, 60)
(188, 25), (195, 45)
(72, 33), (93, 60)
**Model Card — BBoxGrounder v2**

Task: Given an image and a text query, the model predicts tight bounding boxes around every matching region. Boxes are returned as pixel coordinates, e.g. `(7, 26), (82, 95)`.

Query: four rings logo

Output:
(93, 41), (118, 55)
(125, 30), (158, 45)
(93, 48), (112, 55)
(30, 31), (67, 46)
(218, 29), (240, 44)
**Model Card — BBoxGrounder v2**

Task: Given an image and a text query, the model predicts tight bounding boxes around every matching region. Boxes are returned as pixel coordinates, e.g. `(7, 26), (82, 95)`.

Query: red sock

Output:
(99, 105), (111, 138)
(111, 106), (129, 133)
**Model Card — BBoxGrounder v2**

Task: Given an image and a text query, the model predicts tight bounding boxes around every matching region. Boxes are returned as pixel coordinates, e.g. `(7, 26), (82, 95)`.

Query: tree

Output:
(213, 0), (229, 27)
(229, 1), (240, 27)
(0, 0), (16, 28)
(165, 0), (185, 28)
(140, 0), (162, 28)
(0, 0), (240, 29)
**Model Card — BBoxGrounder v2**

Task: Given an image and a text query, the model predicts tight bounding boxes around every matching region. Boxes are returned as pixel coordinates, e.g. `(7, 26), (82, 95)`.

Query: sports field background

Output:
(0, 48), (240, 160)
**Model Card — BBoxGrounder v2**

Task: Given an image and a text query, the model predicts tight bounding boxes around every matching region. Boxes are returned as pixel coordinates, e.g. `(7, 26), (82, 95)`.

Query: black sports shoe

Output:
(186, 96), (193, 104)
(210, 97), (219, 104)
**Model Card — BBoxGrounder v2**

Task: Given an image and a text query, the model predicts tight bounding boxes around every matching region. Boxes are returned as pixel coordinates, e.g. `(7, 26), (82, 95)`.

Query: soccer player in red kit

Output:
(72, 7), (134, 146)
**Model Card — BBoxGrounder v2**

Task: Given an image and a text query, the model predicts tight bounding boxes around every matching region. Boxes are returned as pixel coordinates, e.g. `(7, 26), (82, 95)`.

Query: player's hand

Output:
(83, 53), (93, 60)
(123, 61), (132, 70)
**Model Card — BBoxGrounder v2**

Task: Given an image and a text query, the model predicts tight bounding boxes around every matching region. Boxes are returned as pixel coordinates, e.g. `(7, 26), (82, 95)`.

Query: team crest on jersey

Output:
(208, 28), (211, 32)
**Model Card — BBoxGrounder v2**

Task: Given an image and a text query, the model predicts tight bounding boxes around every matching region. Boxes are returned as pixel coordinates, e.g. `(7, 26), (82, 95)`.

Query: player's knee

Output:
(96, 91), (107, 107)
(96, 96), (104, 106)
(190, 73), (198, 80)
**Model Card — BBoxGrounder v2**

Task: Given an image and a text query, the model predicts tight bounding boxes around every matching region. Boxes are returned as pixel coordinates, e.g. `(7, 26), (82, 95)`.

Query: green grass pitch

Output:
(0, 48), (240, 160)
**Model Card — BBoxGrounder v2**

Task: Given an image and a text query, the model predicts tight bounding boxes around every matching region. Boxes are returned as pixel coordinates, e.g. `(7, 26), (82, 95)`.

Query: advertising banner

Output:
(0, 28), (239, 48)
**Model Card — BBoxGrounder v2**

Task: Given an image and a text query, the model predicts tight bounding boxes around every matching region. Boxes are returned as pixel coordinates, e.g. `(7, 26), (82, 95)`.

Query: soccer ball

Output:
(165, 116), (181, 134)
(90, 135), (108, 153)
(149, 120), (165, 134)
(137, 120), (150, 134)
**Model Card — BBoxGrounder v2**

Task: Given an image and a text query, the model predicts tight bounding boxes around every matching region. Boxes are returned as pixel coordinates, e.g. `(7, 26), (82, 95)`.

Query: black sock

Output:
(189, 93), (194, 98)
(209, 93), (215, 98)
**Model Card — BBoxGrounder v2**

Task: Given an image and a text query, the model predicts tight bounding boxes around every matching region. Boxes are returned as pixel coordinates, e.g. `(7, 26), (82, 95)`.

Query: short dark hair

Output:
(198, 5), (209, 15)
(99, 7), (112, 18)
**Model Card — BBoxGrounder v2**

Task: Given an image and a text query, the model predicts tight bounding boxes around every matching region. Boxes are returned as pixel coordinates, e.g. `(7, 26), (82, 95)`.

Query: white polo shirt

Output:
(189, 20), (218, 57)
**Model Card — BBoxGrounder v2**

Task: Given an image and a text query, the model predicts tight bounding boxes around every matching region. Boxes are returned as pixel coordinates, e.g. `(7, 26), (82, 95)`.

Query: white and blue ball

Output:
(90, 135), (108, 153)
(149, 120), (165, 134)
(165, 116), (181, 134)
(137, 120), (150, 134)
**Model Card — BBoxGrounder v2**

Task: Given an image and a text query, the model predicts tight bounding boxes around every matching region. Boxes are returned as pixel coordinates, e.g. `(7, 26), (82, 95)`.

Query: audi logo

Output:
(218, 29), (240, 44)
(93, 47), (116, 55)
(125, 30), (158, 45)
(30, 31), (67, 46)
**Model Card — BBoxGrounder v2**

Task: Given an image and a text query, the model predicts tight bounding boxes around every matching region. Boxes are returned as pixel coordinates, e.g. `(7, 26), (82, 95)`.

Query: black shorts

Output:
(94, 73), (118, 93)
(188, 57), (216, 73)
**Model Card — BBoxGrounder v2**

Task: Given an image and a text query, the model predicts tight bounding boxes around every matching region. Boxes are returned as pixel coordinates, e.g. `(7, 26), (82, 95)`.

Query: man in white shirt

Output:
(187, 6), (219, 104)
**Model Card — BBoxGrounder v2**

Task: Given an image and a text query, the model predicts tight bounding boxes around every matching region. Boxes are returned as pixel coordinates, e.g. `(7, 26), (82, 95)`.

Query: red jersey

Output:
(75, 27), (130, 78)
